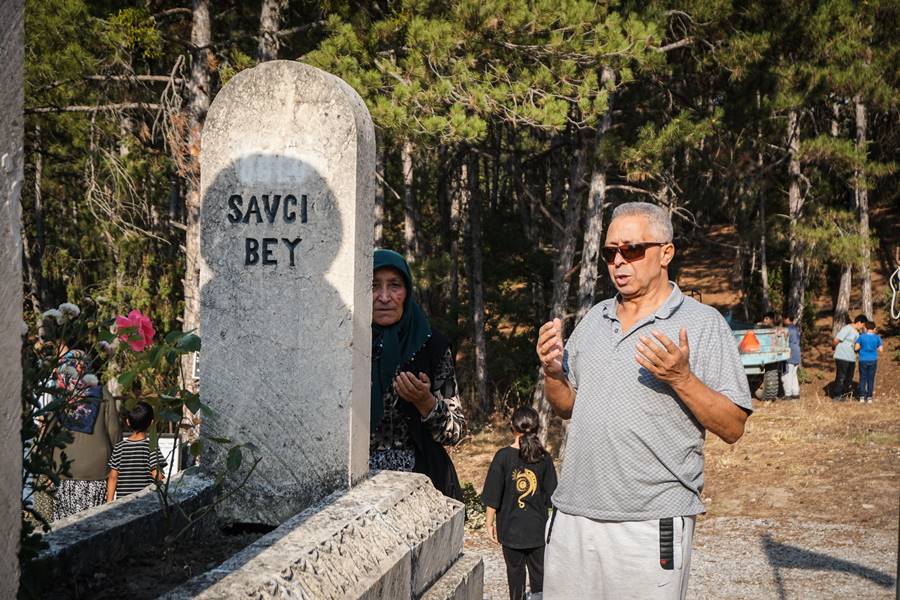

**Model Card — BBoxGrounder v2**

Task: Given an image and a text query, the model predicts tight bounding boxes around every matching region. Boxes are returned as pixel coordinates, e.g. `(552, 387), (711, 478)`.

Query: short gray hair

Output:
(610, 202), (673, 242)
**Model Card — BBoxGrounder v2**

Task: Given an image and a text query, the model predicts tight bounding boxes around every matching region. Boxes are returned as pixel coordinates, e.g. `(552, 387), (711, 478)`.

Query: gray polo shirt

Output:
(554, 284), (752, 521)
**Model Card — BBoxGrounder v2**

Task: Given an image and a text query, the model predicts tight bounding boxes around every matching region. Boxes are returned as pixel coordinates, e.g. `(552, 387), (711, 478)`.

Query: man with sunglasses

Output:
(536, 202), (752, 599)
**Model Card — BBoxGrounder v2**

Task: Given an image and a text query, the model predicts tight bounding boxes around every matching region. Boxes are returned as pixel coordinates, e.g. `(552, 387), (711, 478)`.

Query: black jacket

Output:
(398, 331), (464, 502)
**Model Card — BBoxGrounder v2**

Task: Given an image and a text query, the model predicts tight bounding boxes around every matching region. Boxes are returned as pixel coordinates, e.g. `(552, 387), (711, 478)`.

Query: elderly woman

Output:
(370, 249), (465, 500)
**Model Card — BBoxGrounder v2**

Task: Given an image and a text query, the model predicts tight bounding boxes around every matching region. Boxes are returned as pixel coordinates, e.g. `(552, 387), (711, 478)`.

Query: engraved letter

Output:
(262, 194), (280, 223)
(243, 195), (263, 224)
(245, 238), (260, 265)
(262, 237), (278, 265)
(227, 194), (243, 223)
(282, 237), (301, 267)
(283, 195), (297, 223)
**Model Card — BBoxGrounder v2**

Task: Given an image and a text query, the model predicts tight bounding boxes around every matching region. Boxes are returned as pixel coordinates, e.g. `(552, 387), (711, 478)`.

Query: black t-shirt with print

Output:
(482, 446), (558, 549)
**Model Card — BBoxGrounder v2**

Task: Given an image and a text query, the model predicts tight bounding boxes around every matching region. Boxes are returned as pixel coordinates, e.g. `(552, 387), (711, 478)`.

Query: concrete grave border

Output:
(31, 471), (216, 590)
(163, 471), (482, 599)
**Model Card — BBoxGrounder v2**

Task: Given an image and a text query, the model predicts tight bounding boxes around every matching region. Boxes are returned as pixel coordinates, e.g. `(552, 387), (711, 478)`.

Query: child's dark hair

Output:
(866, 321), (877, 331)
(511, 406), (547, 464)
(127, 401), (154, 432)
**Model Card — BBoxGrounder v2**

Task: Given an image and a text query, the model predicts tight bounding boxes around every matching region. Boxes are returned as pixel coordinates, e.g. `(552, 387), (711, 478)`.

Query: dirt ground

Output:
(454, 222), (900, 598)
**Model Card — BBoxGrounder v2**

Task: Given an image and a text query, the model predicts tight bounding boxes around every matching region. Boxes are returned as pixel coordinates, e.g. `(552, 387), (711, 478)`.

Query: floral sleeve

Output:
(421, 347), (466, 445)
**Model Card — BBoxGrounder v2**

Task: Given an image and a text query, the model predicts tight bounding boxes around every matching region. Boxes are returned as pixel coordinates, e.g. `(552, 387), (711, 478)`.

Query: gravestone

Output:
(200, 60), (375, 525)
(0, 0), (24, 596)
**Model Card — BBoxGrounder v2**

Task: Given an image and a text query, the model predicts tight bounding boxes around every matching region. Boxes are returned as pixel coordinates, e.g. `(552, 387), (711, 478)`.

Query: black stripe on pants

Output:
(502, 545), (545, 600)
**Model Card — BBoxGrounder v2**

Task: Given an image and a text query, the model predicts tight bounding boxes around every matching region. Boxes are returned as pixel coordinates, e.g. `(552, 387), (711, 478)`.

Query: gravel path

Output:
(467, 517), (898, 599)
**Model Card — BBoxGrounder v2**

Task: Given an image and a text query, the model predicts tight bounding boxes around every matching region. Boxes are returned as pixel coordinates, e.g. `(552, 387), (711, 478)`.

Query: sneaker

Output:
(865, 397), (872, 403)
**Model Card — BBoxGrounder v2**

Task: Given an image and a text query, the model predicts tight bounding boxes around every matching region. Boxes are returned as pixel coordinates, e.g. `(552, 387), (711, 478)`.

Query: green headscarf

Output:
(371, 249), (431, 432)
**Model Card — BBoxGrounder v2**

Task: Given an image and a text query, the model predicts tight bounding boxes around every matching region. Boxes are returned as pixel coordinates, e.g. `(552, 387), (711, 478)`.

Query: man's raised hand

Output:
(636, 328), (692, 386)
(537, 318), (565, 379)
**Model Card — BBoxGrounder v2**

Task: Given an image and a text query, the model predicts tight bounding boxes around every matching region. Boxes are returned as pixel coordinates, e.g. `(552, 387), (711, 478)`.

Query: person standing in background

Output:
(831, 315), (867, 400)
(780, 313), (801, 400)
(854, 322), (883, 403)
(51, 350), (121, 521)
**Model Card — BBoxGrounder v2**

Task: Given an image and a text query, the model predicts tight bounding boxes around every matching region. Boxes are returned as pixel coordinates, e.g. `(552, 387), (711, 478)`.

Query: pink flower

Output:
(115, 310), (156, 352)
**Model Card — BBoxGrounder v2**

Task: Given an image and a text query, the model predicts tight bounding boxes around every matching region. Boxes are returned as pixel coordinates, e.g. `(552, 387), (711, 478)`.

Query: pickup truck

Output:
(729, 323), (791, 400)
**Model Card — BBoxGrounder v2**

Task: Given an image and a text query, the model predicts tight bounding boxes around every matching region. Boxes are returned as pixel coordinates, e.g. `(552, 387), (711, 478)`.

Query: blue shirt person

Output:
(854, 322), (883, 402)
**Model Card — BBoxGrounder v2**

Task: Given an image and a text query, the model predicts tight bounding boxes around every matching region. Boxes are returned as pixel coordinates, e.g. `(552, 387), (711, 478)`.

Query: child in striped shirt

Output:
(106, 401), (166, 501)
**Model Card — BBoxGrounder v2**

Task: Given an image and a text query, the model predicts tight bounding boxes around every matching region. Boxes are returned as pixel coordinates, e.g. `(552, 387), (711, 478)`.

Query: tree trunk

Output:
(854, 96), (872, 318)
(465, 156), (489, 415)
(181, 0), (212, 446)
(533, 135), (588, 445)
(257, 0), (286, 62)
(832, 265), (852, 337)
(402, 139), (420, 264)
(786, 109), (805, 322)
(830, 100), (851, 335)
(576, 71), (614, 323)
(374, 140), (385, 246)
(448, 161), (461, 338)
(31, 126), (49, 313)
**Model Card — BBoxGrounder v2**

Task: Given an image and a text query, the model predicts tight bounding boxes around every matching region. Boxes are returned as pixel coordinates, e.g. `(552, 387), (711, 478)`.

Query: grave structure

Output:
(186, 60), (484, 598)
(0, 0), (24, 596)
(199, 60), (374, 525)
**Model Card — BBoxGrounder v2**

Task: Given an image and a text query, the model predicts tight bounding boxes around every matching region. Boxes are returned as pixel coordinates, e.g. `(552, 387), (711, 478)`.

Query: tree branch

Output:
(276, 20), (326, 37)
(26, 103), (162, 114)
(653, 38), (693, 53)
(85, 75), (183, 84)
(153, 7), (192, 19)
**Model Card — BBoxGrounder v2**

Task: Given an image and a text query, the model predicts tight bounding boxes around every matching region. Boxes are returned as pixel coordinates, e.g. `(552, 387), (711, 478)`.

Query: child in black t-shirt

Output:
(482, 406), (558, 600)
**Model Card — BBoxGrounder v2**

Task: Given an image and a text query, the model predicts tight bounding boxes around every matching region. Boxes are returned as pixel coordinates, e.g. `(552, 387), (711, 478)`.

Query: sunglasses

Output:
(601, 242), (668, 263)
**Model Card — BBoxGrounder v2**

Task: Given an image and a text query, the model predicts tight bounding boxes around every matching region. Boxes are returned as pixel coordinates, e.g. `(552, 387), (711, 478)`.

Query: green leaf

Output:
(207, 436), (231, 444)
(147, 344), (164, 369)
(165, 330), (183, 344)
(176, 334), (201, 353)
(190, 441), (203, 457)
(226, 446), (243, 472)
(118, 372), (135, 388)
(98, 329), (116, 343)
(185, 396), (202, 414)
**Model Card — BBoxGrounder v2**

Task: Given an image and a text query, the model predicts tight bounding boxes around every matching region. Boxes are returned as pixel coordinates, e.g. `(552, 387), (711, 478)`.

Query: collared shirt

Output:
(834, 324), (859, 362)
(554, 283), (752, 521)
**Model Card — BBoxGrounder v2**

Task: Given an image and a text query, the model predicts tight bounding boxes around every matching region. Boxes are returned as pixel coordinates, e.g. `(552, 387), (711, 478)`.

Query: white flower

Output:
(41, 309), (62, 323)
(82, 374), (99, 387)
(98, 340), (113, 354)
(58, 303), (81, 320)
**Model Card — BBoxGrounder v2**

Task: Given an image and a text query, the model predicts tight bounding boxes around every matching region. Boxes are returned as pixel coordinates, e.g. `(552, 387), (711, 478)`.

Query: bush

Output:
(461, 481), (485, 531)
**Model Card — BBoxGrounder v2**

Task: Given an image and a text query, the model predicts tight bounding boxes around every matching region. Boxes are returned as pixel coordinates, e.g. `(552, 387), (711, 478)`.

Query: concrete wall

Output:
(0, 0), (24, 596)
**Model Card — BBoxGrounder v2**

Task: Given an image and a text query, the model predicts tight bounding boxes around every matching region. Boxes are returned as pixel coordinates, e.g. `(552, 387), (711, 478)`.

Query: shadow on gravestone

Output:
(199, 152), (363, 525)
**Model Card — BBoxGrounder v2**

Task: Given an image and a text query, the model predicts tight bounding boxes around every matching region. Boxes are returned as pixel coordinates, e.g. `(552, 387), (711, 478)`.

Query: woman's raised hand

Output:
(393, 371), (437, 416)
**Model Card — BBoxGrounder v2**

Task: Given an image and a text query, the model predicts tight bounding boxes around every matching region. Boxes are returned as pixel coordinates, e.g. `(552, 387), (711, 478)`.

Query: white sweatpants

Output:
(782, 363), (800, 397)
(543, 510), (695, 600)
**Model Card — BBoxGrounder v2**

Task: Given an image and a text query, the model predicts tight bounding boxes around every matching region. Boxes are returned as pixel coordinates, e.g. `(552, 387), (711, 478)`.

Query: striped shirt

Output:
(108, 438), (166, 497)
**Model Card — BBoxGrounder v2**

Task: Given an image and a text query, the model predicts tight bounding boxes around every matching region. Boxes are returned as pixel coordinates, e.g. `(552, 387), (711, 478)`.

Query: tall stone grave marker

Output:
(200, 61), (375, 525)
(0, 0), (24, 595)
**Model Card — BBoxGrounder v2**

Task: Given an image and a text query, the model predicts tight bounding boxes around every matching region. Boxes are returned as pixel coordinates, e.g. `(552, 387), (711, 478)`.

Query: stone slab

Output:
(420, 553), (485, 600)
(163, 471), (467, 599)
(0, 0), (23, 596)
(199, 59), (375, 525)
(31, 472), (215, 592)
